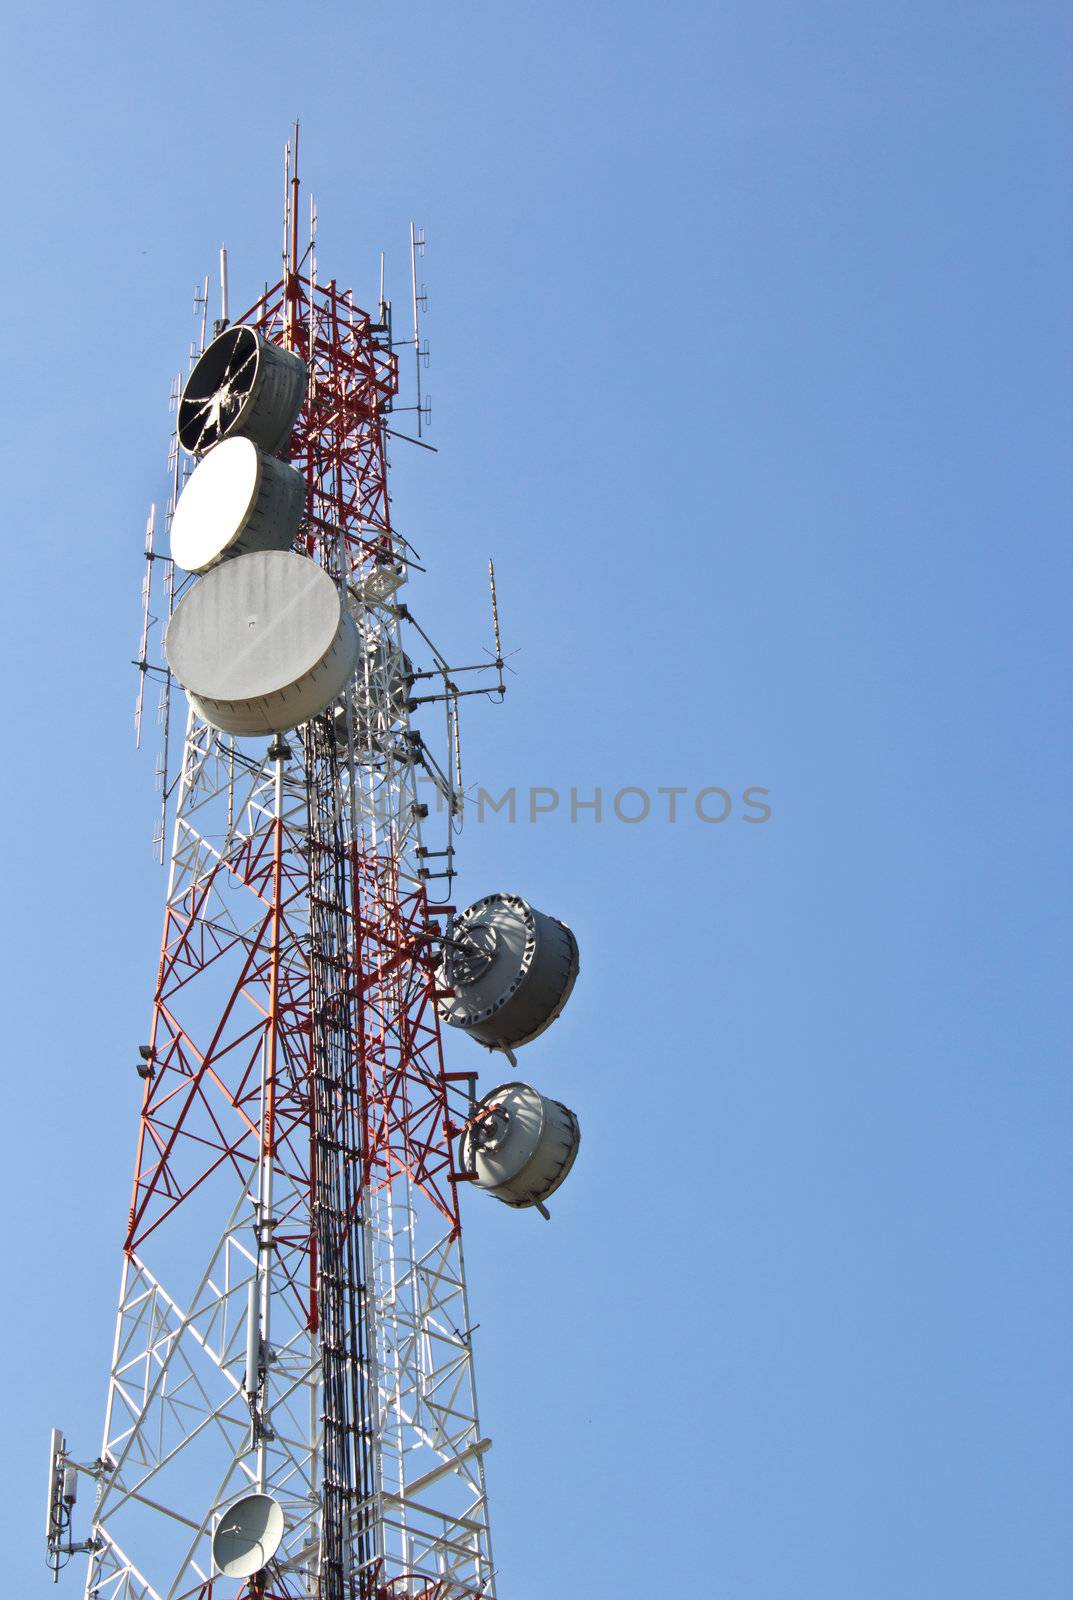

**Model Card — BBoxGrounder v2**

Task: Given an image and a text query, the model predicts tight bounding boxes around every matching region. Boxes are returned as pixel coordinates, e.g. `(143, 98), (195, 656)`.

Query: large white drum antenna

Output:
(165, 548), (359, 737)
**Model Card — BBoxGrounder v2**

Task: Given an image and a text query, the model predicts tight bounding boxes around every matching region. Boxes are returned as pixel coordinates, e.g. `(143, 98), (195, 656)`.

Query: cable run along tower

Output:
(46, 139), (583, 1600)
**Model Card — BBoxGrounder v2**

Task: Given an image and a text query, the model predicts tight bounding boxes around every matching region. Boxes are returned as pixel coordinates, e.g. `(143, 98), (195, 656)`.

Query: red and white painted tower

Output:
(45, 135), (581, 1600)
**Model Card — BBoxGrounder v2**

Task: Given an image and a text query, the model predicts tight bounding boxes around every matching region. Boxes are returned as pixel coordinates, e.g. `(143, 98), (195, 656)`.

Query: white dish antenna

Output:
(211, 1491), (285, 1579)
(165, 549), (359, 737)
(170, 437), (305, 574)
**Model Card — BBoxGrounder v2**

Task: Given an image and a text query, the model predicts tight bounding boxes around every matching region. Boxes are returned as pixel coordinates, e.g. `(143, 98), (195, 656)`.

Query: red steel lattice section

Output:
(127, 267), (466, 1318)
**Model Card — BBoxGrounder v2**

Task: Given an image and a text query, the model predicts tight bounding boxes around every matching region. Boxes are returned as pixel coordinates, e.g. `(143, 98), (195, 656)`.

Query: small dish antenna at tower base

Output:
(211, 1491), (285, 1579)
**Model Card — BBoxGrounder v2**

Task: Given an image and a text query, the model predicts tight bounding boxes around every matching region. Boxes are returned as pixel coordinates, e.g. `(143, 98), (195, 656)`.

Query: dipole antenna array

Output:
(409, 222), (430, 437)
(49, 138), (584, 1600)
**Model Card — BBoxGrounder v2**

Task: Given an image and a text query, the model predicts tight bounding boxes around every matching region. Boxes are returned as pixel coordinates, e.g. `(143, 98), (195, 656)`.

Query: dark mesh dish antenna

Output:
(179, 325), (307, 456)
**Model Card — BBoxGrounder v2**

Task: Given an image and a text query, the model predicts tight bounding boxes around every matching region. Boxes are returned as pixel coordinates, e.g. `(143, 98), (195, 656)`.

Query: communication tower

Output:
(45, 132), (581, 1600)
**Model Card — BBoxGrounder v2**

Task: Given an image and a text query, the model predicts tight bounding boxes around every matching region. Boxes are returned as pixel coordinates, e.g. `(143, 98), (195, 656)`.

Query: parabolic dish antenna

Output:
(460, 1082), (581, 1210)
(211, 1491), (285, 1580)
(178, 324), (307, 456)
(170, 437), (305, 574)
(165, 549), (359, 737)
(438, 894), (579, 1048)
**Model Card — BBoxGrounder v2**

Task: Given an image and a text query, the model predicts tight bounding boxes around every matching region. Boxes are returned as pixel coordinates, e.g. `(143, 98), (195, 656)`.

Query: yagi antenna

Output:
(489, 558), (506, 699)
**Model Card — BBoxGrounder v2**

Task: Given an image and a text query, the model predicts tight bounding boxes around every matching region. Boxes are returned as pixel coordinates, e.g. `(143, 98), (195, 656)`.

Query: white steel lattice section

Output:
(87, 730), (322, 1599)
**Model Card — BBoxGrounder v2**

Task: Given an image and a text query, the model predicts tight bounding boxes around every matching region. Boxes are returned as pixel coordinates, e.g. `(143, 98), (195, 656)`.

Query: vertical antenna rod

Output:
(290, 119), (301, 277)
(286, 121), (301, 347)
(410, 221), (425, 436)
(134, 505), (155, 749)
(282, 138), (291, 279)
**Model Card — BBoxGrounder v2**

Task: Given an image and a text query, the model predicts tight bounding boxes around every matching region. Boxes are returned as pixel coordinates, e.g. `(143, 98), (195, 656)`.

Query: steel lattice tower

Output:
(45, 149), (541, 1600)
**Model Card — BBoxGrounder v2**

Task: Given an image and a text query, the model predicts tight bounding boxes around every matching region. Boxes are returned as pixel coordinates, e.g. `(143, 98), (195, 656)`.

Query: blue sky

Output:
(1, 3), (1070, 1596)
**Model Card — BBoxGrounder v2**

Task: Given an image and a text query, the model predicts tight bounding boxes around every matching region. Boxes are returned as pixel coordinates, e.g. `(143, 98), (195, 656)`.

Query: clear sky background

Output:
(1, 3), (1070, 1597)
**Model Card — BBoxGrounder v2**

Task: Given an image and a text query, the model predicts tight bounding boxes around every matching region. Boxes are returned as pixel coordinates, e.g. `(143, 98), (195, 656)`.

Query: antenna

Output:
(193, 276), (209, 354)
(284, 120), (301, 347)
(290, 119), (300, 278)
(44, 1431), (94, 1578)
(154, 539), (175, 865)
(282, 137), (291, 277)
(452, 687), (463, 801)
(308, 191), (319, 376)
(216, 245), (229, 336)
(154, 356), (188, 861)
(373, 248), (392, 346)
(169, 437), (304, 573)
(211, 1492), (285, 1580)
(134, 505), (156, 749)
(489, 557), (506, 698)
(409, 221), (430, 435)
(166, 550), (359, 736)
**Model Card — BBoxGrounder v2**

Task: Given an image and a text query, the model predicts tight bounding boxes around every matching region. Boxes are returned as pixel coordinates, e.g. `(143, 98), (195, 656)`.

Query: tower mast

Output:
(45, 145), (581, 1600)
